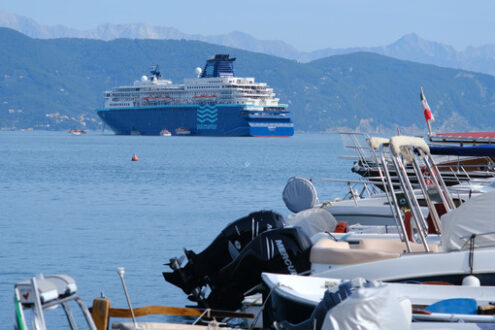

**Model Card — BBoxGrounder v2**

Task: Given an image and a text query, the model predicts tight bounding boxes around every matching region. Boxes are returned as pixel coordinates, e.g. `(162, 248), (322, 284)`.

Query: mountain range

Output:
(2, 27), (495, 133)
(2, 10), (495, 76)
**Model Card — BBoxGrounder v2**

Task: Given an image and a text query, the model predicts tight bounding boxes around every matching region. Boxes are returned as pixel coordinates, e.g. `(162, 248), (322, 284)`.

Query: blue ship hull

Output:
(97, 104), (294, 137)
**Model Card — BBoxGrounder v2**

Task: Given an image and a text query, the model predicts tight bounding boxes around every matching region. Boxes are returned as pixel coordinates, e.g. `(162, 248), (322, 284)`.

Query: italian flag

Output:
(420, 87), (435, 122)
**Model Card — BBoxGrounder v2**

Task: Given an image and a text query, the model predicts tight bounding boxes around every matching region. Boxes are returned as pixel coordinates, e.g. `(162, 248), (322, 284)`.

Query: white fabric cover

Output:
(286, 208), (337, 240)
(282, 177), (318, 213)
(441, 190), (495, 252)
(390, 136), (430, 161)
(321, 285), (411, 330)
(368, 137), (389, 150)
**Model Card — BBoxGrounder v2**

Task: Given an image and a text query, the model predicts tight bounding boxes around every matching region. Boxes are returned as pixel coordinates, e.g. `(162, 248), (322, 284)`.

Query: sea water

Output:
(1, 131), (353, 325)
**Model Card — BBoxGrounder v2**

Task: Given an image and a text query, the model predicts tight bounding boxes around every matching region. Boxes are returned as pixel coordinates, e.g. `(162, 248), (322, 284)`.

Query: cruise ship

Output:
(96, 54), (294, 136)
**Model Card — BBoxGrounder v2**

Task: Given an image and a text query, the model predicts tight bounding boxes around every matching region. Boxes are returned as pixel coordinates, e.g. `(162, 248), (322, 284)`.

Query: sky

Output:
(2, 0), (495, 51)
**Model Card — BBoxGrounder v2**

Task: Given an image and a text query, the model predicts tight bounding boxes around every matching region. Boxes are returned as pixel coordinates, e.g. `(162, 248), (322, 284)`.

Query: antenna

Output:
(150, 65), (161, 79)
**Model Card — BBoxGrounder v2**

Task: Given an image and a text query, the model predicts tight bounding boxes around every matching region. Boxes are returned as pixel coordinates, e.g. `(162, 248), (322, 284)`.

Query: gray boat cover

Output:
(441, 190), (495, 252)
(283, 177), (318, 213)
(322, 283), (411, 330)
(286, 208), (337, 241)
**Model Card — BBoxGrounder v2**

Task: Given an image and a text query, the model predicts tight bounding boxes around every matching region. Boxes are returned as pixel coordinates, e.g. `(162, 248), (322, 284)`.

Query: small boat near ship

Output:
(160, 129), (172, 136)
(68, 129), (86, 135)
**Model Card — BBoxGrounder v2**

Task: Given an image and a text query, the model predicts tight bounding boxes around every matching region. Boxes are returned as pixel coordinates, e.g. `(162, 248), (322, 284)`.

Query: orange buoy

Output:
(131, 154), (138, 161)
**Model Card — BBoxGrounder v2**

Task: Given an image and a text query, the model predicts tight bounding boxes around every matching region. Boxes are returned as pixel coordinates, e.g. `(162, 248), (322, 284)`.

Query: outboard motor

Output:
(163, 210), (285, 295)
(198, 226), (312, 310)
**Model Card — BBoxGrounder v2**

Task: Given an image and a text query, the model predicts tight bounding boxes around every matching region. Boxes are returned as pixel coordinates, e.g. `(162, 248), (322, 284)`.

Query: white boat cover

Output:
(282, 177), (318, 213)
(286, 208), (337, 241)
(441, 190), (495, 252)
(321, 284), (411, 330)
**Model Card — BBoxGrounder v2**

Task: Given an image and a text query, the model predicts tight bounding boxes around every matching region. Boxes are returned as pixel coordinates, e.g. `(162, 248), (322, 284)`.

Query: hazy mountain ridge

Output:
(0, 10), (301, 57)
(2, 27), (495, 133)
(3, 10), (495, 76)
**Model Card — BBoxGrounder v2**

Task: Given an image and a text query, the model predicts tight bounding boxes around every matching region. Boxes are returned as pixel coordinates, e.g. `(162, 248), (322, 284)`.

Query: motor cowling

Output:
(163, 210), (286, 294)
(202, 226), (312, 310)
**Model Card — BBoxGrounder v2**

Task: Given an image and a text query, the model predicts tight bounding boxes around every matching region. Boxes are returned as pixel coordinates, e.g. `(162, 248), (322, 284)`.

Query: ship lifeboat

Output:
(193, 95), (217, 99)
(142, 96), (170, 100)
(175, 127), (191, 136)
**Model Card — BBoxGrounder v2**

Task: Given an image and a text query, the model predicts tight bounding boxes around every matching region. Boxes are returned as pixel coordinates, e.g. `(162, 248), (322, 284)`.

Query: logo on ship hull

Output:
(196, 105), (218, 130)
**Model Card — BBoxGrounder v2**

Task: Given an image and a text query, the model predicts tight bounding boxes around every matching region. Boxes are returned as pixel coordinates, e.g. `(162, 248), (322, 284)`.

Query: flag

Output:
(420, 88), (435, 122)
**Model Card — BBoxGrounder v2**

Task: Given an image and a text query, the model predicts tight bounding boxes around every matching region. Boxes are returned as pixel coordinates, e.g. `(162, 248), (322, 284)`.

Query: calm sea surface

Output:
(1, 131), (353, 325)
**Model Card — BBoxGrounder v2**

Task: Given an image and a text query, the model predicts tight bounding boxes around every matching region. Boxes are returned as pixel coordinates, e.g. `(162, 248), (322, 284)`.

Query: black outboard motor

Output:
(163, 210), (286, 295)
(199, 226), (312, 310)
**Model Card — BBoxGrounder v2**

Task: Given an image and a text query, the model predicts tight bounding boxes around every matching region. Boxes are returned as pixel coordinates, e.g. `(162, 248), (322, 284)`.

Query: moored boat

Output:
(14, 274), (97, 329)
(262, 273), (495, 328)
(14, 271), (253, 330)
(309, 137), (495, 284)
(68, 128), (86, 135)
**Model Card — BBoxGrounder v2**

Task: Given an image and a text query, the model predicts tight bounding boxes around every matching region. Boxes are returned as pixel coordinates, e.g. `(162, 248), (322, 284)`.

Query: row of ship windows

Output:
(109, 91), (271, 97)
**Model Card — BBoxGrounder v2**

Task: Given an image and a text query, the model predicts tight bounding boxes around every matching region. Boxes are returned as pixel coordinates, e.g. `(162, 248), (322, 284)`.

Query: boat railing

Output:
(375, 136), (456, 253)
(307, 177), (393, 206)
(14, 275), (97, 330)
(339, 132), (375, 167)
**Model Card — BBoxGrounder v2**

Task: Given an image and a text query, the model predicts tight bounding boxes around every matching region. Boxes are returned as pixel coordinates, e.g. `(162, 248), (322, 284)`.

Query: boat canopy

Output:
(441, 190), (495, 252)
(429, 144), (495, 157)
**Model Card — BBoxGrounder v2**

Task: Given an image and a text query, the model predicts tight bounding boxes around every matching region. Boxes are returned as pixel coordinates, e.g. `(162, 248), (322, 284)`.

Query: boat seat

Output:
(310, 237), (400, 265)
(359, 238), (439, 253)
